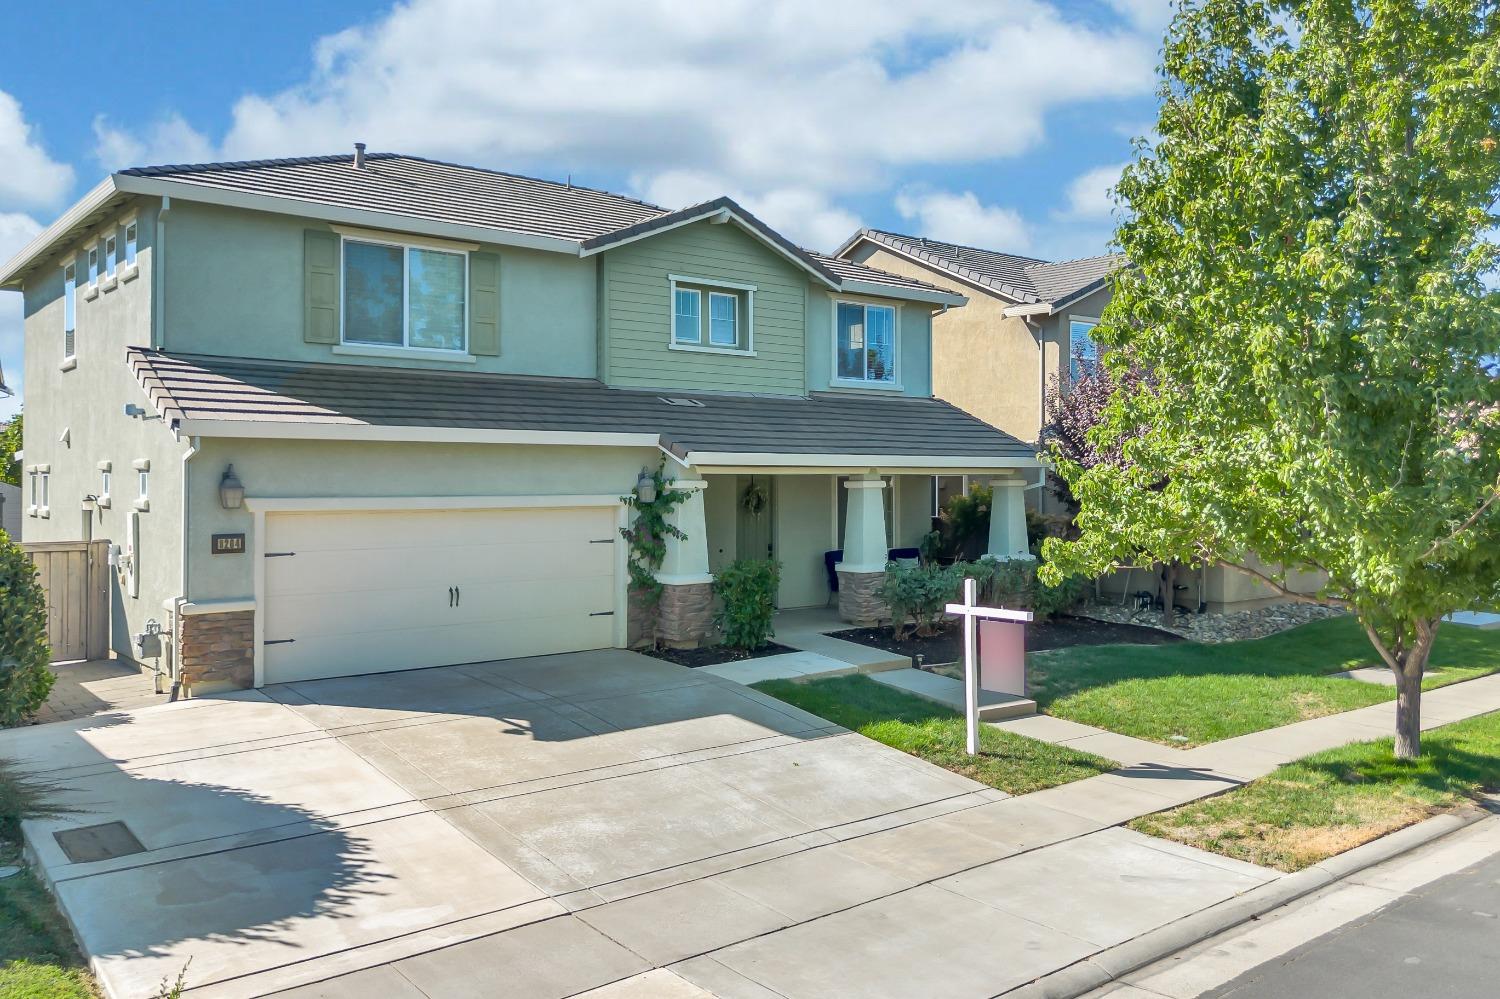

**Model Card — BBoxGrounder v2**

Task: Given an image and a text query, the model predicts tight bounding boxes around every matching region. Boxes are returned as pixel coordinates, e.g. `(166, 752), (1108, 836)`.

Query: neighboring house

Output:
(0, 150), (1041, 690)
(834, 229), (1323, 613)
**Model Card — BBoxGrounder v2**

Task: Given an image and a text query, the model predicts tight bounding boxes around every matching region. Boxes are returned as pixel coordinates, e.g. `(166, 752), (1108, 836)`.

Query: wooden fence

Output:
(24, 540), (110, 663)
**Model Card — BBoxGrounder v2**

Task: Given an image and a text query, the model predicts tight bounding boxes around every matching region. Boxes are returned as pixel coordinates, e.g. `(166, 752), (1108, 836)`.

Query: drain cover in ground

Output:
(54, 821), (146, 864)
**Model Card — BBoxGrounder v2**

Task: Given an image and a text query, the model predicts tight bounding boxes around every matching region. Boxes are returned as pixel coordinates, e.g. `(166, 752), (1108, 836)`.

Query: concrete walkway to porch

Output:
(696, 607), (909, 685)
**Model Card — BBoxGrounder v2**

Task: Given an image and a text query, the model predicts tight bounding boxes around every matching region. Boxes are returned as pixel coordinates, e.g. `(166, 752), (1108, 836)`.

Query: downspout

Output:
(169, 434), (199, 698)
(152, 195), (171, 349)
(1031, 315), (1048, 496)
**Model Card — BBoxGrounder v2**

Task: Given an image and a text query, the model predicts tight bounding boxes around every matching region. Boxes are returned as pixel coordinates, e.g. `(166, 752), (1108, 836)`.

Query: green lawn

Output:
(1132, 709), (1500, 871)
(1028, 616), (1500, 747)
(752, 674), (1113, 795)
(0, 769), (96, 999)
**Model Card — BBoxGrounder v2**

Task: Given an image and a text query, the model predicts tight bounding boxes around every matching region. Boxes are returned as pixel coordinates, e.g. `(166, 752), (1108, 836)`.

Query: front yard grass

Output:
(1131, 709), (1500, 871)
(1029, 616), (1500, 747)
(0, 767), (96, 999)
(752, 674), (1113, 795)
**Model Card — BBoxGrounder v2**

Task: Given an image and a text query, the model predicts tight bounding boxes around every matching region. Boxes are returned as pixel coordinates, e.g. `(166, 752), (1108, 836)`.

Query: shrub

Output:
(955, 556), (1088, 620)
(880, 561), (959, 639)
(0, 534), (52, 726)
(714, 558), (781, 650)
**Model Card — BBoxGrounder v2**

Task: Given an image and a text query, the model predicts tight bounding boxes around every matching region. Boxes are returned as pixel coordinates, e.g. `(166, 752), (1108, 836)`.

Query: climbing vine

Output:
(619, 461), (693, 609)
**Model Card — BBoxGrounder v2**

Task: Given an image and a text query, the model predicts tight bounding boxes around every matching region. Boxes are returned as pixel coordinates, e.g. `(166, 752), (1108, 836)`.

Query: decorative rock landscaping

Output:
(1078, 600), (1345, 643)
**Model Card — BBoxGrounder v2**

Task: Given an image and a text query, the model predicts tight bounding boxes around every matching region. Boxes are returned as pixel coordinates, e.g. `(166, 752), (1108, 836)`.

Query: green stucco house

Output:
(1, 150), (1039, 690)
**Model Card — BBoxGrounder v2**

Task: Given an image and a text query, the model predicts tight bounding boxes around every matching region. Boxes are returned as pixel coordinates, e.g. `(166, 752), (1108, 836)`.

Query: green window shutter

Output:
(303, 229), (340, 344)
(469, 251), (500, 356)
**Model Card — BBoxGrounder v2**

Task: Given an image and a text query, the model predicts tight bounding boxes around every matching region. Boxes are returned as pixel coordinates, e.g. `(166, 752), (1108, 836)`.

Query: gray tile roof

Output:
(845, 229), (1123, 306)
(120, 154), (956, 300)
(121, 154), (666, 243)
(128, 349), (1034, 461)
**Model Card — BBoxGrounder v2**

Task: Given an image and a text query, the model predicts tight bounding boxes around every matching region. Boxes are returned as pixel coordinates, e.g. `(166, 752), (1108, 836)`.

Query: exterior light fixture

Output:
(219, 465), (245, 509)
(635, 468), (657, 504)
(81, 494), (98, 512)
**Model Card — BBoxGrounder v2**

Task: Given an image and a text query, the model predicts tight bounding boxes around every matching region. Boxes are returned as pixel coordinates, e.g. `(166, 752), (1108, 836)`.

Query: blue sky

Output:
(0, 0), (1170, 418)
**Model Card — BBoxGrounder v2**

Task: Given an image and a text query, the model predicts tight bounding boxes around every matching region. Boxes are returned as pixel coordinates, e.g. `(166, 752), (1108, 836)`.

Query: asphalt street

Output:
(1204, 847), (1500, 998)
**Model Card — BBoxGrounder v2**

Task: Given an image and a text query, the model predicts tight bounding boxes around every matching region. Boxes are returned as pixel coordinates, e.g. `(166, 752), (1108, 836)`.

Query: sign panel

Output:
(211, 533), (246, 555)
(979, 619), (1027, 696)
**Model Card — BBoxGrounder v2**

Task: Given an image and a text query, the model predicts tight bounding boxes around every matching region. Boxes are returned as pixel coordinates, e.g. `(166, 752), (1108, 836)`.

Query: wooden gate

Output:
(24, 540), (110, 663)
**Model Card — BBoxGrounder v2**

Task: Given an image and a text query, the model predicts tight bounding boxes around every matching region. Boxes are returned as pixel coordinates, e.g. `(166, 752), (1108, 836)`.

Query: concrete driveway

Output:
(1, 650), (1274, 998)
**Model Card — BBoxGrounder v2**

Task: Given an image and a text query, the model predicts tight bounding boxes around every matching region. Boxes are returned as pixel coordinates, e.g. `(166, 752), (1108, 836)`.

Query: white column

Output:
(987, 477), (1034, 561)
(838, 474), (888, 573)
(656, 479), (713, 584)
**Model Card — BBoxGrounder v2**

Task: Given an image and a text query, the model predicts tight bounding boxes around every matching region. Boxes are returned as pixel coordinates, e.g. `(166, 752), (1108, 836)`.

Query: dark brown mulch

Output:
(640, 641), (801, 669)
(828, 615), (1184, 666)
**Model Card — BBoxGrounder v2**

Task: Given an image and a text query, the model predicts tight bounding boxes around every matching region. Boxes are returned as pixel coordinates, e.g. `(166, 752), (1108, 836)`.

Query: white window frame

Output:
(831, 297), (901, 390)
(27, 469), (36, 516)
(122, 218), (139, 280)
(103, 232), (118, 288)
(667, 274), (755, 356)
(61, 260), (77, 364)
(99, 467), (112, 508)
(86, 245), (100, 293)
(1068, 315), (1101, 382)
(137, 469), (149, 510)
(338, 233), (471, 356)
(38, 470), (49, 518)
(672, 286), (702, 345)
(931, 474), (969, 517)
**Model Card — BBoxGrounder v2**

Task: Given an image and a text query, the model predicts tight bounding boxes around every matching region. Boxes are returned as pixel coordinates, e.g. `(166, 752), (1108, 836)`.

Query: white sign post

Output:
(946, 576), (1034, 756)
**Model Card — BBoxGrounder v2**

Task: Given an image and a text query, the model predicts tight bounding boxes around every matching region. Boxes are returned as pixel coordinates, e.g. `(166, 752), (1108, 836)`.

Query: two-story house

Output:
(1, 151), (1041, 690)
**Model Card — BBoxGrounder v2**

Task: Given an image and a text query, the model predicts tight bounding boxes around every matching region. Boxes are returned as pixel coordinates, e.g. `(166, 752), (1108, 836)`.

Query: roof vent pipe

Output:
(353, 142), (367, 169)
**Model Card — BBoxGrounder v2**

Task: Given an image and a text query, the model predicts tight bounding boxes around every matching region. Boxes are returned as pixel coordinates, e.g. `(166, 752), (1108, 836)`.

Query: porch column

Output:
(836, 474), (889, 626)
(656, 478), (715, 648)
(987, 476), (1034, 561)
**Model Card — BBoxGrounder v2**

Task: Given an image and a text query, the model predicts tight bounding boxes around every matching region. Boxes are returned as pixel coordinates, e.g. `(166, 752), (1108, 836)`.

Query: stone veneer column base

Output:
(179, 610), (255, 691)
(837, 570), (888, 627)
(658, 581), (715, 649)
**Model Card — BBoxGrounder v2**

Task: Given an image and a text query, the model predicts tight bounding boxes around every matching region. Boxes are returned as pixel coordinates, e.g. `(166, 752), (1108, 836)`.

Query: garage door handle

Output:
(455, 586), (461, 607)
(448, 586), (455, 607)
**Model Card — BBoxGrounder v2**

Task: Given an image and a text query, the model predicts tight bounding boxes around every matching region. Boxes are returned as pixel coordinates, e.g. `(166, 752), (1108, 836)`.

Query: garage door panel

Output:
(265, 539), (616, 597)
(260, 504), (624, 685)
(265, 613), (616, 682)
(267, 507), (617, 552)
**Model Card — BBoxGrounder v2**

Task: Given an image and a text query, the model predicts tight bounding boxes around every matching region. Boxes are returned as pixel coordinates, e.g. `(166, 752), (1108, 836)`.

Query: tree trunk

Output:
(1393, 663), (1423, 760)
(1160, 562), (1177, 628)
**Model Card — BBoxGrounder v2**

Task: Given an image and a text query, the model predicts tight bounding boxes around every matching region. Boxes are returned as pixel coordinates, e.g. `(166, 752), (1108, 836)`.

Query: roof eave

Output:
(837, 231), (1037, 305)
(113, 174), (584, 256)
(684, 450), (1040, 471)
(837, 279), (966, 307)
(0, 176), (121, 289)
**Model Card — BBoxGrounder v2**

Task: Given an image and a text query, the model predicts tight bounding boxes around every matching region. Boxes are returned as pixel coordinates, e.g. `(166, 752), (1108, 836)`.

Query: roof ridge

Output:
(863, 228), (1051, 265)
(1025, 251), (1124, 270)
(118, 151), (668, 213)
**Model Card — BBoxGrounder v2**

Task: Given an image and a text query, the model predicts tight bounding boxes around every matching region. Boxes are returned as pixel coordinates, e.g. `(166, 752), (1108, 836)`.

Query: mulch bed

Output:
(640, 641), (801, 669)
(828, 615), (1183, 666)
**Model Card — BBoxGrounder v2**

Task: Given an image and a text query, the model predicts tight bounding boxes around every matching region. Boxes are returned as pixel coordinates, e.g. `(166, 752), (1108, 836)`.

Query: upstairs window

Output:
(87, 247), (99, 287)
(673, 288), (701, 344)
(124, 221), (138, 267)
(104, 234), (117, 279)
(668, 276), (753, 353)
(342, 237), (467, 352)
(62, 263), (76, 359)
(835, 301), (896, 384)
(1069, 318), (1100, 381)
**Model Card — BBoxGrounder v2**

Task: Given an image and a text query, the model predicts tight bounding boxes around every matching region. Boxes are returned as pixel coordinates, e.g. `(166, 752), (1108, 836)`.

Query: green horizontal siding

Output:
(601, 220), (806, 395)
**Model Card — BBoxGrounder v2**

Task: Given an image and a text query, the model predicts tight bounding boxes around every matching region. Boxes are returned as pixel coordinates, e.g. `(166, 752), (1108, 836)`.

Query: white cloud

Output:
(93, 113), (216, 171)
(894, 188), (1030, 252)
(1061, 161), (1128, 220)
(638, 170), (860, 251)
(0, 212), (41, 416)
(209, 0), (1155, 218)
(1105, 0), (1175, 34)
(0, 91), (73, 211)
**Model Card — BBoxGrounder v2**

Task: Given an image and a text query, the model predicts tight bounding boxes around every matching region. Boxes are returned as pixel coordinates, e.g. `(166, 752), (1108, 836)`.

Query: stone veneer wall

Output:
(658, 581), (715, 648)
(837, 570), (888, 627)
(179, 610), (255, 689)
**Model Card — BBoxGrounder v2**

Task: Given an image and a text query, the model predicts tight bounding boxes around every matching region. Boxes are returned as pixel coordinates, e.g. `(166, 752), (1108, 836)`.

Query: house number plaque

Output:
(211, 533), (247, 555)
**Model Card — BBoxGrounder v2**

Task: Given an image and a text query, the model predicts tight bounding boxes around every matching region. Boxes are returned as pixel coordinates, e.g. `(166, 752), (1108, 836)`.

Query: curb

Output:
(1000, 803), (1493, 999)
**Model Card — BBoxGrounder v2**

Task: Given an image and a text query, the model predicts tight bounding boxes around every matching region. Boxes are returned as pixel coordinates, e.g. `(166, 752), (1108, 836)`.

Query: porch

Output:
(650, 466), (1037, 644)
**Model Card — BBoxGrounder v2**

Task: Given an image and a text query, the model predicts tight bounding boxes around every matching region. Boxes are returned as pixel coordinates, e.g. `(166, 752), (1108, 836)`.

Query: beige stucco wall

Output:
(20, 197), (191, 663)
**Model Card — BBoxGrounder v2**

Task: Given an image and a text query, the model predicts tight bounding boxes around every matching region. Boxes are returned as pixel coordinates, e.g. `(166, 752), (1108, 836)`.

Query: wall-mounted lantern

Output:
(635, 468), (657, 504)
(219, 465), (245, 510)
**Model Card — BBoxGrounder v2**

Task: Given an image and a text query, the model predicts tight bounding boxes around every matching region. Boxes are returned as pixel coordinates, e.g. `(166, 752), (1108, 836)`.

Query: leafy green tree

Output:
(0, 532), (52, 724)
(0, 413), (20, 487)
(1042, 0), (1500, 758)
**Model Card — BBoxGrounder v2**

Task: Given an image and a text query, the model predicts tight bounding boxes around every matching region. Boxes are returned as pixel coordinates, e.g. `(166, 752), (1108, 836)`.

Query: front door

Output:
(735, 475), (774, 563)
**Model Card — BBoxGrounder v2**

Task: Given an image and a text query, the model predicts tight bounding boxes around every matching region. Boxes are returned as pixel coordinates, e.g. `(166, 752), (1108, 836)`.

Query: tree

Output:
(1041, 0), (1500, 759)
(0, 413), (20, 487)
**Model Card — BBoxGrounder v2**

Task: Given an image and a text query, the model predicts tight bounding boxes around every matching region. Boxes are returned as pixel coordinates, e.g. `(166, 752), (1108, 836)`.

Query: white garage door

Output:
(261, 505), (620, 685)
